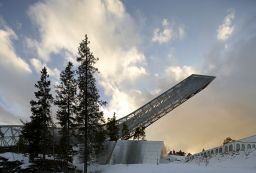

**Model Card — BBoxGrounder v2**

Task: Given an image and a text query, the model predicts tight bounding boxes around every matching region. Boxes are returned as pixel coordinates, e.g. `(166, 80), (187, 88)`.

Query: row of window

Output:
(191, 143), (256, 159)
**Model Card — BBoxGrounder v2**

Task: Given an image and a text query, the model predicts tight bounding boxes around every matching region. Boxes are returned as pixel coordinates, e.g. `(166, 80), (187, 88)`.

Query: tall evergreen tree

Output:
(55, 62), (77, 163)
(20, 67), (53, 161)
(76, 35), (106, 171)
(121, 123), (130, 140)
(106, 114), (119, 141)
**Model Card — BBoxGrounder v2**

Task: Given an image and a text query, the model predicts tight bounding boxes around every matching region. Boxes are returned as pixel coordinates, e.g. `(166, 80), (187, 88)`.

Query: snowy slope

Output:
(189, 149), (256, 170)
(89, 149), (256, 173)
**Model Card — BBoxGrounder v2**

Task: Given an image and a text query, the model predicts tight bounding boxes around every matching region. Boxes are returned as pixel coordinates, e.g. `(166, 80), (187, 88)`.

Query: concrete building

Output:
(97, 140), (164, 164)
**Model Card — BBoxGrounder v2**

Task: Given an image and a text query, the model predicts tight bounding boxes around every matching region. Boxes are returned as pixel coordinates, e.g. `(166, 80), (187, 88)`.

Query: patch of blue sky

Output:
(123, 0), (256, 69)
(0, 0), (40, 70)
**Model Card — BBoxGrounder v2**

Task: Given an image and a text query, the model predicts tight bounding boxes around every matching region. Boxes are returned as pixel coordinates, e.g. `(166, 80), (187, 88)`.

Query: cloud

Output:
(105, 0), (125, 18)
(178, 26), (185, 39)
(0, 106), (20, 125)
(217, 9), (235, 41)
(152, 18), (172, 44)
(30, 58), (60, 79)
(27, 0), (147, 118)
(0, 20), (34, 124)
(101, 88), (145, 118)
(0, 22), (31, 73)
(165, 65), (199, 81)
(152, 18), (185, 44)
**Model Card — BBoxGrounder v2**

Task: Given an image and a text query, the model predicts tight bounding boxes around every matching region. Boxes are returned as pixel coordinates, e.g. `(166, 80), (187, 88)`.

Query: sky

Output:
(1, 0), (256, 154)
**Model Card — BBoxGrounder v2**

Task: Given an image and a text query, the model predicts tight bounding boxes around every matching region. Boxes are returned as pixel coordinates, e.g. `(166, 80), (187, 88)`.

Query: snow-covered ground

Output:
(92, 163), (255, 173)
(166, 155), (185, 162)
(88, 149), (256, 173)
(189, 149), (256, 170)
(1, 149), (256, 173)
(0, 152), (29, 163)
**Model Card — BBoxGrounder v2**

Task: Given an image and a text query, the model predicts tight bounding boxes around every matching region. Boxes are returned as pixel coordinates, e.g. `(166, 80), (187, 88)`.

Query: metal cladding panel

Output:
(108, 140), (163, 164)
(117, 74), (215, 138)
(96, 141), (117, 164)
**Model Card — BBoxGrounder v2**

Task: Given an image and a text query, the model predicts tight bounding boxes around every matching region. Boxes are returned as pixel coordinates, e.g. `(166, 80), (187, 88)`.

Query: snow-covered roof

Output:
(237, 135), (256, 143)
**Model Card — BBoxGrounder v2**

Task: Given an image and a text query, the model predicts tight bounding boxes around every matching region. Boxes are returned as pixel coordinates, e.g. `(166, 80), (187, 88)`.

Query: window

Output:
(236, 144), (240, 151)
(229, 144), (233, 152)
(241, 144), (245, 151)
(225, 145), (228, 153)
(219, 148), (222, 153)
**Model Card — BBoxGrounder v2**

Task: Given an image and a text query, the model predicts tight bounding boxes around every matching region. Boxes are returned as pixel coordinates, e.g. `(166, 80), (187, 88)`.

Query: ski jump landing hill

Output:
(0, 74), (215, 164)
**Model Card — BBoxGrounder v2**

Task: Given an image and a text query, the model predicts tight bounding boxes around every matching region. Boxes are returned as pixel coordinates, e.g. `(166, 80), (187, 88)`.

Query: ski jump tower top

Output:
(117, 74), (215, 139)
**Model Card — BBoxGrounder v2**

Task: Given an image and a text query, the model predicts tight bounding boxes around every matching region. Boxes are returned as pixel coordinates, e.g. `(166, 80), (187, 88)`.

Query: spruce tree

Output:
(76, 35), (106, 171)
(106, 114), (119, 141)
(20, 67), (53, 161)
(121, 123), (130, 140)
(55, 62), (77, 163)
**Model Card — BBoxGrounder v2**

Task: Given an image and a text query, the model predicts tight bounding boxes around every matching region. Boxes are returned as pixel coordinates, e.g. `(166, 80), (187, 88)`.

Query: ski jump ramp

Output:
(117, 74), (215, 139)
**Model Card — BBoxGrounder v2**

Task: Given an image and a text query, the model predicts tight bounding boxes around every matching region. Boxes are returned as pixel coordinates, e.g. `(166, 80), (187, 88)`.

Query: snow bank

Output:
(0, 152), (29, 163)
(166, 155), (185, 162)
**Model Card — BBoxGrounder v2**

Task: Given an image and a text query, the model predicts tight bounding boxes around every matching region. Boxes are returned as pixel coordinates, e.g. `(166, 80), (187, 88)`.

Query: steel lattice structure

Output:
(0, 125), (22, 147)
(117, 74), (215, 139)
(0, 74), (215, 147)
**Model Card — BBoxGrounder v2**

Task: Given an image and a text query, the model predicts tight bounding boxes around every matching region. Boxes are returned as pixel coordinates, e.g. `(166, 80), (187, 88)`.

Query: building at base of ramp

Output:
(97, 140), (164, 164)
